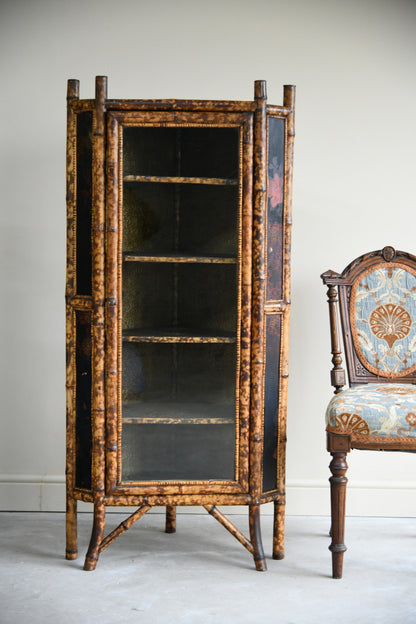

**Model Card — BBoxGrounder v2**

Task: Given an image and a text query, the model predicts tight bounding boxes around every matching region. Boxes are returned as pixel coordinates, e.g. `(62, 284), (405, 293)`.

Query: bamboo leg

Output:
(272, 500), (285, 560)
(165, 506), (177, 533)
(204, 505), (254, 555)
(84, 501), (106, 571)
(249, 504), (267, 571)
(329, 451), (348, 579)
(99, 504), (151, 553)
(66, 495), (78, 560)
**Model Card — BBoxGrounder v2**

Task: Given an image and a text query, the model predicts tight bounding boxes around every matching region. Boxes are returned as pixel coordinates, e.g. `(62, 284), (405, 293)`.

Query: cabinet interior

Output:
(120, 125), (240, 482)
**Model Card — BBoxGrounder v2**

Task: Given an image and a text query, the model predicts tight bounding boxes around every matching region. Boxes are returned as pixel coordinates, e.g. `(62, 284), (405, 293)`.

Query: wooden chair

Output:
(321, 246), (416, 578)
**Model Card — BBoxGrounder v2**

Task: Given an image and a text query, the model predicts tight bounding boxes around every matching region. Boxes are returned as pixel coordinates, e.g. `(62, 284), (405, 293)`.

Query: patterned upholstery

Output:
(351, 264), (416, 377)
(326, 383), (416, 438)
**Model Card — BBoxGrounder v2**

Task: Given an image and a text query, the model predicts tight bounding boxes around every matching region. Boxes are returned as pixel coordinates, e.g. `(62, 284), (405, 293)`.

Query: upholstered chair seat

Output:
(321, 246), (416, 579)
(326, 383), (416, 443)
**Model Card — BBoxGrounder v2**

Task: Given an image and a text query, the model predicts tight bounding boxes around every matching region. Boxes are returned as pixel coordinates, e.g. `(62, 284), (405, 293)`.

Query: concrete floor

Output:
(0, 512), (415, 624)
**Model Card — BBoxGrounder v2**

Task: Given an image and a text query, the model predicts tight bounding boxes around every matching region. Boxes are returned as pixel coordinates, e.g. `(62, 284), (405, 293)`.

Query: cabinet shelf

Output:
(122, 400), (234, 425)
(123, 252), (237, 264)
(123, 328), (236, 344)
(123, 175), (238, 186)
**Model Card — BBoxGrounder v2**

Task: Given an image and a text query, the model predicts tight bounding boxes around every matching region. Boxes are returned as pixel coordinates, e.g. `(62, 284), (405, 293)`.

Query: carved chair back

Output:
(322, 246), (416, 391)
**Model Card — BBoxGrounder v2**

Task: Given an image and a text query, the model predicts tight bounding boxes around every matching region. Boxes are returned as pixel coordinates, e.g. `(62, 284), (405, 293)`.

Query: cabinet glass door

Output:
(118, 122), (242, 482)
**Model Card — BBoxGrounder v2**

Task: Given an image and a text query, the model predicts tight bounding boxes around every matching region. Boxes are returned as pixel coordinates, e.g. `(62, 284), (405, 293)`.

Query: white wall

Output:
(1, 0), (416, 515)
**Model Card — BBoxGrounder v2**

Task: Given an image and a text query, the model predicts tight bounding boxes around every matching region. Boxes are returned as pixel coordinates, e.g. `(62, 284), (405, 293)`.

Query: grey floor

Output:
(0, 512), (415, 624)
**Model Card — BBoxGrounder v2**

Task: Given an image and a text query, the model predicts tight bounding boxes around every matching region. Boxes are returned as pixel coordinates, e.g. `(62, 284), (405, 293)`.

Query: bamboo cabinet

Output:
(66, 76), (295, 571)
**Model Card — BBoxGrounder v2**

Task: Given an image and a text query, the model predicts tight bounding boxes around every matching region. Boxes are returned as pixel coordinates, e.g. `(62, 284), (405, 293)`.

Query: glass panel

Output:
(122, 343), (236, 407)
(262, 315), (281, 492)
(122, 423), (235, 481)
(120, 125), (240, 482)
(123, 127), (239, 179)
(266, 117), (285, 301)
(75, 111), (93, 296)
(123, 183), (238, 257)
(123, 263), (237, 335)
(178, 185), (238, 256)
(75, 310), (92, 490)
(121, 343), (236, 480)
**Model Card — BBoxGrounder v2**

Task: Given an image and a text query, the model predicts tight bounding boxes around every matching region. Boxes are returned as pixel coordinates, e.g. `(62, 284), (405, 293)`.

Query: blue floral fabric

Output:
(326, 384), (416, 438)
(351, 265), (416, 377)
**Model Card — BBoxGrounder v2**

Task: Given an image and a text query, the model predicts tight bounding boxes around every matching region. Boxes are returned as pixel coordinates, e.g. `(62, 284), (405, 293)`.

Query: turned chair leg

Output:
(328, 450), (349, 579)
(165, 505), (176, 533)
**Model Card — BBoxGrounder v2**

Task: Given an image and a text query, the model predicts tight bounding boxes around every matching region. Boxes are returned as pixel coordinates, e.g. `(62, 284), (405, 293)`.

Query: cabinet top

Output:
(67, 77), (295, 115)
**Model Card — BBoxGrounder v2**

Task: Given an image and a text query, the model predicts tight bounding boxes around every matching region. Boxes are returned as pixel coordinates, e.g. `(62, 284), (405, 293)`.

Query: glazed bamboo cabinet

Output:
(66, 76), (295, 571)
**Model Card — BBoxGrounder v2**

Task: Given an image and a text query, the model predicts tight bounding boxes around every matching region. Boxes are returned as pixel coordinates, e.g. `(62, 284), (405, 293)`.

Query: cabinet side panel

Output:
(75, 310), (93, 490)
(266, 117), (285, 301)
(262, 113), (292, 495)
(262, 314), (281, 492)
(75, 111), (93, 296)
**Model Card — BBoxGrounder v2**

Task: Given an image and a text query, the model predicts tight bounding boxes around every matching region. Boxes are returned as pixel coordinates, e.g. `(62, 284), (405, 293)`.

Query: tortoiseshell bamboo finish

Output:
(66, 77), (295, 571)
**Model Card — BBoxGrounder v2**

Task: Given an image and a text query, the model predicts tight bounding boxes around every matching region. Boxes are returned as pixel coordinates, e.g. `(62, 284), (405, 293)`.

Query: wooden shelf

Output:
(123, 252), (237, 264)
(123, 328), (236, 344)
(123, 175), (238, 186)
(122, 400), (234, 425)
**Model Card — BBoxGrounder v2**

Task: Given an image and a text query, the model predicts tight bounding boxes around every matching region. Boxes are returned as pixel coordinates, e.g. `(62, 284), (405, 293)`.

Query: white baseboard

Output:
(1, 475), (416, 516)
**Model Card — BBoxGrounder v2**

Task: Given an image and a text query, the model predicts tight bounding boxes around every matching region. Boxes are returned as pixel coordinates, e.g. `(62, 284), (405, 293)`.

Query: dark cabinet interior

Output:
(121, 126), (240, 483)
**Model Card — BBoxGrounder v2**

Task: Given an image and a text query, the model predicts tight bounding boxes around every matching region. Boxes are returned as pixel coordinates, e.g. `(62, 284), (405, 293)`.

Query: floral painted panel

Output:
(351, 264), (416, 377)
(266, 117), (285, 302)
(262, 314), (281, 492)
(326, 383), (416, 438)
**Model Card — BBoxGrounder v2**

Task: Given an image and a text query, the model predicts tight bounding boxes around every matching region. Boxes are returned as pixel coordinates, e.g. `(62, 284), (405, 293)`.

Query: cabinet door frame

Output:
(105, 110), (253, 496)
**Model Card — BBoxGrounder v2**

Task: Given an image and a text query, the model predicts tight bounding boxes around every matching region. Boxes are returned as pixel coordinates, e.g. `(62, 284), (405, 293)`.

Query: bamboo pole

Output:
(84, 499), (106, 570)
(94, 493), (251, 506)
(106, 99), (257, 112)
(65, 78), (79, 561)
(105, 112), (119, 493)
(123, 253), (237, 264)
(91, 74), (108, 495)
(99, 504), (152, 553)
(204, 506), (254, 554)
(237, 114), (253, 490)
(273, 499), (285, 560)
(123, 175), (237, 185)
(282, 85), (295, 262)
(250, 79), (267, 501)
(165, 506), (177, 533)
(249, 504), (267, 570)
(247, 80), (268, 572)
(84, 76), (108, 571)
(273, 85), (296, 558)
